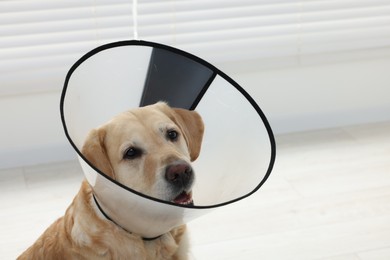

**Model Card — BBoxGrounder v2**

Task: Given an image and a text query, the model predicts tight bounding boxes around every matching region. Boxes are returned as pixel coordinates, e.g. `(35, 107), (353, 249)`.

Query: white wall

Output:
(231, 57), (390, 134)
(1, 57), (390, 169)
(0, 92), (76, 169)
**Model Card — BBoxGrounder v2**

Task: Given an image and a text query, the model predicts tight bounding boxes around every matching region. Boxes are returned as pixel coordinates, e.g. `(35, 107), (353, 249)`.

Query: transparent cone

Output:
(61, 40), (275, 238)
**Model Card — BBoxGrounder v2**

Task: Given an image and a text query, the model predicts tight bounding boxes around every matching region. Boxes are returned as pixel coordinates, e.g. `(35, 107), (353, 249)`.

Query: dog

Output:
(18, 102), (204, 260)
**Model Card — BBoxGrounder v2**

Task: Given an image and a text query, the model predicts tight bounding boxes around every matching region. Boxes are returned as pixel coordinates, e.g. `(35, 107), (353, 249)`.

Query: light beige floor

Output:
(1, 122), (390, 259)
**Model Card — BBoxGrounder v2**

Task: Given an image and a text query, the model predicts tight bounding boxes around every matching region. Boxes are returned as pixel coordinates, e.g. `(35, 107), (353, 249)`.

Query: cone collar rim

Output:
(60, 39), (276, 209)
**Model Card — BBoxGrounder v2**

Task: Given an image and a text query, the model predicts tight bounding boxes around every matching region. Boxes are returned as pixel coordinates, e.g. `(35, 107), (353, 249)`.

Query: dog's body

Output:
(18, 181), (189, 260)
(18, 103), (204, 260)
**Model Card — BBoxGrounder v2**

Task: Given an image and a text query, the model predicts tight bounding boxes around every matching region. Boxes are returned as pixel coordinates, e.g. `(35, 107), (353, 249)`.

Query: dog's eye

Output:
(167, 130), (179, 141)
(123, 147), (142, 159)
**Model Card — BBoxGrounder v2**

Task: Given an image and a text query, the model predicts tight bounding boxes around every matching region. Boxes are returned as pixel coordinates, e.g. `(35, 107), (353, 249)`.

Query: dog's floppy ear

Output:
(169, 107), (205, 162)
(81, 128), (115, 179)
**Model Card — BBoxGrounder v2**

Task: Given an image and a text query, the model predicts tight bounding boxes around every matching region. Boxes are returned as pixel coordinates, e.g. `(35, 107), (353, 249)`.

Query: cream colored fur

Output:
(18, 103), (204, 260)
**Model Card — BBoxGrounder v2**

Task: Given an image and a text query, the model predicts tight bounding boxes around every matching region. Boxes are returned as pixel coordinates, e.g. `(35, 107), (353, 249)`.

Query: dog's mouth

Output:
(172, 191), (193, 206)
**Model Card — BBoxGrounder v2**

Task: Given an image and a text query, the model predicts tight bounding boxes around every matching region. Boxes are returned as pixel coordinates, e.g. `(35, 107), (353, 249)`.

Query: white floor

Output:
(1, 122), (390, 259)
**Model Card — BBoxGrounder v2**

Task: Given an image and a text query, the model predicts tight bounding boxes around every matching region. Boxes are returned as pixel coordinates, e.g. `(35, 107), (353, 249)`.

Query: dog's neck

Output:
(91, 193), (163, 241)
(62, 181), (188, 259)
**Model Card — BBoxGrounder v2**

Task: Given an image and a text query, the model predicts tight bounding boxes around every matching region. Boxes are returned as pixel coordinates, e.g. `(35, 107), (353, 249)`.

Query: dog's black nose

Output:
(165, 161), (193, 188)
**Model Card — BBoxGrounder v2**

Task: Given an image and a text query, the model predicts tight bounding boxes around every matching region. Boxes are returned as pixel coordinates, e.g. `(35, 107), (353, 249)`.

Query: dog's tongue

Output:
(173, 192), (193, 205)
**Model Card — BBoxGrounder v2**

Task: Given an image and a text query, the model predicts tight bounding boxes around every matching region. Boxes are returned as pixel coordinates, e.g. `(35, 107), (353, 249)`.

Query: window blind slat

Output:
(302, 0), (390, 12)
(139, 0), (297, 14)
(302, 5), (390, 23)
(139, 3), (301, 25)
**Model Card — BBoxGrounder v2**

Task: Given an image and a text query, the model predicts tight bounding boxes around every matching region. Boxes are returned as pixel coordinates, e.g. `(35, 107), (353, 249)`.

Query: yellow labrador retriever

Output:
(18, 102), (204, 260)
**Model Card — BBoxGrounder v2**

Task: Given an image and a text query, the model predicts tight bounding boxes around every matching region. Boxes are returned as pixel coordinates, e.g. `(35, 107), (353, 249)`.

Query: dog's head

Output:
(82, 102), (204, 205)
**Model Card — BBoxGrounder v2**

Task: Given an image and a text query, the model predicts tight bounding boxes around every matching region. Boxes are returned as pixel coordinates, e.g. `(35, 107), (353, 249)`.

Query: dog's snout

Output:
(165, 162), (193, 187)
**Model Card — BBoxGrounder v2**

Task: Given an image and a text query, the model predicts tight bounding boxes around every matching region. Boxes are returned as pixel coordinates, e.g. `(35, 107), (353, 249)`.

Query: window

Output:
(1, 0), (389, 95)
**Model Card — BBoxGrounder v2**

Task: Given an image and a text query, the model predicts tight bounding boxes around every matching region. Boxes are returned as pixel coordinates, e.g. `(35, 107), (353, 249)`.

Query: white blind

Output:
(1, 0), (390, 96)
